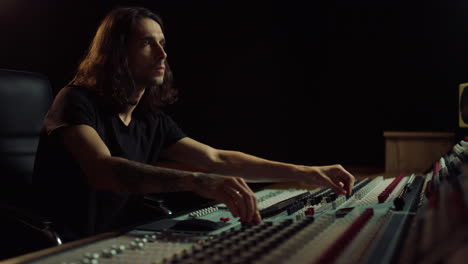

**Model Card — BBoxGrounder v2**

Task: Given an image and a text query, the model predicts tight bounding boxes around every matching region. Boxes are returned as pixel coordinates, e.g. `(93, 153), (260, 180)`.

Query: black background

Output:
(2, 0), (468, 169)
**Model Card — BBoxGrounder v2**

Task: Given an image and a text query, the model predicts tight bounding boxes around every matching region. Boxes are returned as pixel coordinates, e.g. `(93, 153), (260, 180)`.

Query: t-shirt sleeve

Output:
(161, 113), (187, 148)
(43, 86), (97, 136)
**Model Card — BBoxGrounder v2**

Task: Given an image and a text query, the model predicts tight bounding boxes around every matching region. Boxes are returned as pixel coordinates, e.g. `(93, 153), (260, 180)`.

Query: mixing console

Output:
(13, 140), (468, 264)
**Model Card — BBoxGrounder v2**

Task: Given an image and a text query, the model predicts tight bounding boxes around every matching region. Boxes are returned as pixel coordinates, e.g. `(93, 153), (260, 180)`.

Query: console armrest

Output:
(1, 204), (62, 246)
(143, 195), (173, 216)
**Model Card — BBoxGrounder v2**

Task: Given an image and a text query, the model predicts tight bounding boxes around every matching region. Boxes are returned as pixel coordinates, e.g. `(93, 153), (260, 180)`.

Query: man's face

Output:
(127, 18), (167, 87)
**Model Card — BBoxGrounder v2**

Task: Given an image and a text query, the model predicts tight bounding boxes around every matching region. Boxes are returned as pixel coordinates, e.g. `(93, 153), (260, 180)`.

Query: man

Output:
(34, 6), (355, 242)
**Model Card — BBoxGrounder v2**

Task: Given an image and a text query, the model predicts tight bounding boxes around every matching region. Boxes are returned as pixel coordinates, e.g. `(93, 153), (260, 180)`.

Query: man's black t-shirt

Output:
(33, 85), (186, 241)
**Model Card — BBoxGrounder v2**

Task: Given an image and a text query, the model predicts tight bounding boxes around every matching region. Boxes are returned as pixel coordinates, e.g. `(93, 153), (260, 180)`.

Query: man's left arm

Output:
(160, 137), (355, 195)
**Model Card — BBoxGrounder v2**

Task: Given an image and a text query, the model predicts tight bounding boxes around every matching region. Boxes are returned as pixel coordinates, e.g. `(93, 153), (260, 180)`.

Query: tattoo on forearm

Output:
(113, 159), (191, 193)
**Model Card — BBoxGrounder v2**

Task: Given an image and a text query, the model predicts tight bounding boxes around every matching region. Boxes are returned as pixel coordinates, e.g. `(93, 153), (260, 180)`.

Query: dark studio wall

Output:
(2, 0), (468, 169)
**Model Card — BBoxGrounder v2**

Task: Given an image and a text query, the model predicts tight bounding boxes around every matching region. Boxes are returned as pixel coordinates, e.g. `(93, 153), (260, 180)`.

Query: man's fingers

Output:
(228, 186), (253, 222)
(254, 210), (262, 224)
(320, 171), (346, 195)
(339, 166), (355, 194)
(224, 178), (259, 223)
(324, 166), (355, 195)
(223, 198), (239, 218)
(348, 175), (355, 194)
(335, 168), (355, 195)
(228, 187), (246, 221)
(332, 185), (347, 195)
(191, 174), (259, 223)
(234, 178), (257, 222)
(224, 189), (244, 219)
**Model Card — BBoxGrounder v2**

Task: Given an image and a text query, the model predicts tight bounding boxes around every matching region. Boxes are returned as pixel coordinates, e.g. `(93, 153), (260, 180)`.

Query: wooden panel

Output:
(384, 131), (455, 174)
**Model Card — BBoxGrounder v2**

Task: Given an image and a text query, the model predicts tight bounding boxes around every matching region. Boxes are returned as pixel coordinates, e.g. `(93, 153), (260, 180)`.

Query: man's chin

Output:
(149, 77), (164, 86)
(138, 79), (163, 89)
(135, 76), (164, 88)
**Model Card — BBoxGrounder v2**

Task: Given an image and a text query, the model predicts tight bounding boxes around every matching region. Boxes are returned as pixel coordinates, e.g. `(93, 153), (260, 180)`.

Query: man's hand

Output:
(188, 173), (261, 224)
(298, 164), (355, 195)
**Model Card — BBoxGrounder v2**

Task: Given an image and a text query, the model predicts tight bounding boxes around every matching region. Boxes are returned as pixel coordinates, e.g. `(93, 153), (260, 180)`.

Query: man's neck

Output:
(118, 87), (145, 126)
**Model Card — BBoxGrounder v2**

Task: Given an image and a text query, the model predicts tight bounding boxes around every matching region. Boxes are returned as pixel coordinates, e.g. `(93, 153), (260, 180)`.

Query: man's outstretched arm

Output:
(161, 137), (356, 195)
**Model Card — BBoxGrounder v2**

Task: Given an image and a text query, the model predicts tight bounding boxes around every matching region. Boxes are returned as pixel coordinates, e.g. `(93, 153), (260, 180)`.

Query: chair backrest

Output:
(0, 69), (52, 184)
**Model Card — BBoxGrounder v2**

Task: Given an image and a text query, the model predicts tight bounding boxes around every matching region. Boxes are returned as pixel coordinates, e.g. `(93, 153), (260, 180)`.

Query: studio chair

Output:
(0, 69), (62, 260)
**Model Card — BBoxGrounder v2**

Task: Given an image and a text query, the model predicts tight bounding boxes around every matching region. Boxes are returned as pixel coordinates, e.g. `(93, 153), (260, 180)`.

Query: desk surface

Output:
(1, 232), (116, 264)
(383, 131), (455, 139)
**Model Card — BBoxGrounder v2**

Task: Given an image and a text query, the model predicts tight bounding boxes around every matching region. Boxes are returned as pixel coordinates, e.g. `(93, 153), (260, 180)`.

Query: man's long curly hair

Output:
(69, 6), (177, 114)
